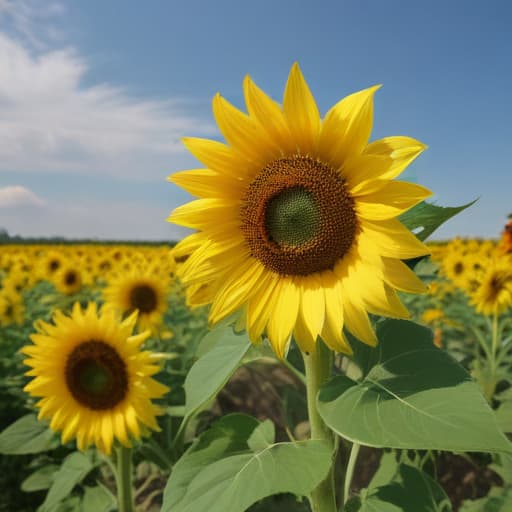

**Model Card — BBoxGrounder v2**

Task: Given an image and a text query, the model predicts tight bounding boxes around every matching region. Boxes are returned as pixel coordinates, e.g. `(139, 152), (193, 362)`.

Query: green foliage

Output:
(162, 414), (333, 512)
(318, 320), (512, 453)
(0, 414), (59, 455)
(346, 462), (452, 512)
(399, 200), (476, 241)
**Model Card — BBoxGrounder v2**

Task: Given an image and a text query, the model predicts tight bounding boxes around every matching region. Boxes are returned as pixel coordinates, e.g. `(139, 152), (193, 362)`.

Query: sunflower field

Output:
(1, 63), (512, 512)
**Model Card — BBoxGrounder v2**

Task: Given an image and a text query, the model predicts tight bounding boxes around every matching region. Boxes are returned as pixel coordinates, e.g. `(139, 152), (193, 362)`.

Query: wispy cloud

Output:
(0, 185), (45, 208)
(0, 2), (213, 181)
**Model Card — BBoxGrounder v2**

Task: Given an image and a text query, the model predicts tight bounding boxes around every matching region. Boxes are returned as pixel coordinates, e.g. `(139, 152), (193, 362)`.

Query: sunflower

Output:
(103, 270), (169, 334)
(471, 260), (512, 316)
(0, 289), (24, 326)
(168, 63), (431, 357)
(53, 266), (83, 295)
(40, 250), (65, 280)
(22, 303), (169, 454)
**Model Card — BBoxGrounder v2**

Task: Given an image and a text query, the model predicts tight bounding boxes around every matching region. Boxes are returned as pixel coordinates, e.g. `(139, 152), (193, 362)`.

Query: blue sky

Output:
(0, 0), (511, 240)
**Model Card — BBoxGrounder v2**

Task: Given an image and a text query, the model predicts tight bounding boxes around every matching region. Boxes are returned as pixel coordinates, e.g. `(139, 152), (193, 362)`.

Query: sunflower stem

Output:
(115, 445), (135, 512)
(485, 311), (500, 402)
(343, 442), (360, 505)
(303, 341), (337, 512)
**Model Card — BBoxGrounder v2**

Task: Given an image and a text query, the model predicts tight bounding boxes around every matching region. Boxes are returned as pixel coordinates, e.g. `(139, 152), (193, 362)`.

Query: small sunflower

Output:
(53, 266), (83, 295)
(22, 303), (169, 454)
(40, 250), (65, 280)
(471, 260), (512, 316)
(103, 271), (169, 334)
(0, 290), (24, 326)
(168, 63), (431, 357)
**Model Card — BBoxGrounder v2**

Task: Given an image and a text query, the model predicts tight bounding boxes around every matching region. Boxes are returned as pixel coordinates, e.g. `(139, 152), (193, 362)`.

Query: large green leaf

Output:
(345, 463), (452, 512)
(39, 451), (98, 512)
(165, 414), (261, 508)
(399, 200), (476, 241)
(0, 414), (58, 454)
(21, 464), (59, 492)
(318, 320), (512, 453)
(183, 326), (252, 418)
(81, 484), (117, 512)
(162, 415), (332, 512)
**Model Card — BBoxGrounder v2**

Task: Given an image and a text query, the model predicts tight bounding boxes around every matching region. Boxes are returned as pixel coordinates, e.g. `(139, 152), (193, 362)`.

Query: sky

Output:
(0, 0), (511, 241)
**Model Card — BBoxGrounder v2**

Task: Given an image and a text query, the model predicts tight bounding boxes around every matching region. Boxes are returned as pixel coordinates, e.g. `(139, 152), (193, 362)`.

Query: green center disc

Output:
(78, 360), (112, 396)
(265, 186), (320, 247)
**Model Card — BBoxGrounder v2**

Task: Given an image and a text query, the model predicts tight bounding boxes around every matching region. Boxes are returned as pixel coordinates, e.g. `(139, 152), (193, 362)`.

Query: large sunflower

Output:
(22, 303), (169, 454)
(168, 63), (431, 357)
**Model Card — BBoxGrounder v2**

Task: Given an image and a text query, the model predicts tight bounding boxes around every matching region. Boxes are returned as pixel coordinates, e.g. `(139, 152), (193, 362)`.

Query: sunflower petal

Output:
(363, 219), (430, 259)
(243, 75), (294, 154)
(356, 181), (432, 220)
(363, 136), (427, 180)
(283, 62), (320, 154)
(319, 84), (381, 168)
(182, 137), (249, 179)
(213, 93), (277, 165)
(267, 278), (300, 358)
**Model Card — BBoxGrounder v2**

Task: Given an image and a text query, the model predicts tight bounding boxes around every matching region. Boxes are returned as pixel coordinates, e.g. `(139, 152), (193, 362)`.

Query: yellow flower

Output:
(168, 63), (431, 357)
(103, 270), (169, 334)
(53, 265), (83, 295)
(471, 260), (512, 316)
(421, 308), (444, 325)
(0, 289), (24, 326)
(22, 303), (169, 454)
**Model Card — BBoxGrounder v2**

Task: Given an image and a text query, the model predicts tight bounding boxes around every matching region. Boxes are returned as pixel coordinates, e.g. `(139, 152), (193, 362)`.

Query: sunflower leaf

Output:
(399, 199), (476, 241)
(183, 326), (252, 418)
(318, 319), (512, 453)
(39, 451), (99, 512)
(344, 463), (452, 512)
(0, 414), (58, 455)
(162, 414), (332, 512)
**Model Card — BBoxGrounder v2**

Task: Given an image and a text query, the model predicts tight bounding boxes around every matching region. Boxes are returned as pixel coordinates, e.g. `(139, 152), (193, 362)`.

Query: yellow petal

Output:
(362, 219), (430, 259)
(169, 169), (245, 198)
(267, 278), (300, 358)
(283, 62), (320, 154)
(212, 93), (277, 165)
(167, 198), (239, 229)
(319, 85), (381, 168)
(343, 298), (377, 347)
(363, 136), (427, 180)
(381, 257), (428, 293)
(356, 181), (432, 220)
(209, 259), (265, 324)
(243, 75), (294, 154)
(320, 273), (352, 353)
(299, 275), (325, 343)
(182, 137), (249, 179)
(246, 272), (280, 342)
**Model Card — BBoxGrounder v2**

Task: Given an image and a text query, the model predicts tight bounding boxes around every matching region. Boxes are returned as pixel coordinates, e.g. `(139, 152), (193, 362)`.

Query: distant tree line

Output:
(0, 228), (176, 246)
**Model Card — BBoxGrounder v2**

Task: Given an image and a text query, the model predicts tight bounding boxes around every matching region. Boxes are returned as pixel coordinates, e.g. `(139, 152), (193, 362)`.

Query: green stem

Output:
(303, 341), (337, 512)
(485, 311), (500, 402)
(343, 442), (360, 505)
(115, 446), (135, 512)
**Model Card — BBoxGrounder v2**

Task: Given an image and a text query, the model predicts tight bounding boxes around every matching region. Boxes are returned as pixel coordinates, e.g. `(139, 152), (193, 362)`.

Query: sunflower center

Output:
(65, 340), (128, 410)
(241, 156), (358, 276)
(65, 271), (77, 286)
(265, 187), (320, 246)
(454, 262), (464, 275)
(49, 259), (60, 272)
(130, 284), (158, 313)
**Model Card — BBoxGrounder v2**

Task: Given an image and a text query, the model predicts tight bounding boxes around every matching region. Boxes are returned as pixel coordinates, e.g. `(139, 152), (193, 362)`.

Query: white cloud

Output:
(0, 17), (213, 181)
(0, 185), (45, 207)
